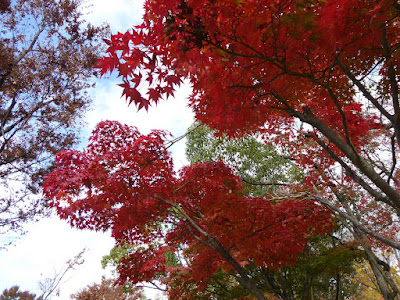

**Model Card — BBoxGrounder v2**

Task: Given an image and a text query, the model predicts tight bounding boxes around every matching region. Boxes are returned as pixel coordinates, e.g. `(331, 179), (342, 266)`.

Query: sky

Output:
(0, 0), (193, 298)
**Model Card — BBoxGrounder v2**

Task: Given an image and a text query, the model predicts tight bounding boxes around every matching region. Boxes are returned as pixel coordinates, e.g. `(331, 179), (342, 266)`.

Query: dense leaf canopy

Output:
(44, 121), (333, 299)
(46, 0), (400, 298)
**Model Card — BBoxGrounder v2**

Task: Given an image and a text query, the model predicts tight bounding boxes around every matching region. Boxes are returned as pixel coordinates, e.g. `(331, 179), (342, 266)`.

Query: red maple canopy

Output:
(97, 0), (397, 135)
(45, 0), (400, 298)
(44, 120), (332, 295)
(94, 0), (400, 246)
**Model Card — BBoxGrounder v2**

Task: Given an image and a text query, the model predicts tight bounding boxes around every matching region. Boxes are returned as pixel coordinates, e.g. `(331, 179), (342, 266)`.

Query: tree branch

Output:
(336, 58), (393, 123)
(310, 191), (400, 250)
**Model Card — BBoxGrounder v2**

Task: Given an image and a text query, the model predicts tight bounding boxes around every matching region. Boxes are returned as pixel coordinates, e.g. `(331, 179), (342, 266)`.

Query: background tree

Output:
(37, 249), (86, 300)
(0, 285), (36, 300)
(0, 0), (108, 238)
(95, 0), (400, 298)
(186, 122), (302, 197)
(71, 277), (145, 300)
(349, 258), (400, 300)
(0, 249), (87, 300)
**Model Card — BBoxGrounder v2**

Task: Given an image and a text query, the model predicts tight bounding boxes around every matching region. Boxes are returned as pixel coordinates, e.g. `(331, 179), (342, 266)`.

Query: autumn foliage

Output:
(94, 0), (400, 247)
(96, 0), (397, 135)
(71, 277), (144, 300)
(44, 120), (332, 298)
(0, 286), (36, 300)
(46, 0), (400, 298)
(94, 0), (400, 239)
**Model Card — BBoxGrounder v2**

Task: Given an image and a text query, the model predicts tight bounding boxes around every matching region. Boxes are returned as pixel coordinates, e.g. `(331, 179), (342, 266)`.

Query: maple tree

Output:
(91, 0), (400, 298)
(99, 124), (306, 299)
(44, 120), (333, 300)
(0, 0), (108, 238)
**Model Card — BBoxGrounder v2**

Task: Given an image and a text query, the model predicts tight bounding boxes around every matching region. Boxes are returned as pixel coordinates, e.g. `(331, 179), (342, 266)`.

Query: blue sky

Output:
(0, 0), (193, 298)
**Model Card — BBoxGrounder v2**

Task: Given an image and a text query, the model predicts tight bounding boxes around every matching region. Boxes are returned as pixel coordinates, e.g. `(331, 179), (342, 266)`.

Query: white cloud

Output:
(83, 0), (144, 31)
(87, 79), (193, 134)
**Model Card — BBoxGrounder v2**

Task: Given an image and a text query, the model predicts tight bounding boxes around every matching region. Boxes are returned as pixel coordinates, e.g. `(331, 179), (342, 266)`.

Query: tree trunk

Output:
(213, 240), (268, 300)
(356, 230), (398, 300)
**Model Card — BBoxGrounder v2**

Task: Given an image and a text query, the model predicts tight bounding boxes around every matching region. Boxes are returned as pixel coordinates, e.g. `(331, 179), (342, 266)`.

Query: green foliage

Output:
(101, 243), (136, 270)
(164, 250), (182, 268)
(186, 123), (302, 197)
(168, 269), (250, 300)
(287, 236), (364, 299)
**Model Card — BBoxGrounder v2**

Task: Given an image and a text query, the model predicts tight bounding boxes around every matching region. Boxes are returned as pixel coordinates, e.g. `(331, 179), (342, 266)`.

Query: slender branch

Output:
(336, 58), (393, 122)
(242, 178), (288, 186)
(137, 124), (201, 178)
(283, 101), (400, 211)
(0, 22), (46, 88)
(227, 223), (274, 251)
(310, 191), (400, 250)
(151, 194), (267, 300)
(381, 27), (400, 149)
(306, 132), (393, 208)
(0, 93), (18, 136)
(388, 134), (397, 184)
(152, 195), (211, 241)
(326, 85), (358, 153)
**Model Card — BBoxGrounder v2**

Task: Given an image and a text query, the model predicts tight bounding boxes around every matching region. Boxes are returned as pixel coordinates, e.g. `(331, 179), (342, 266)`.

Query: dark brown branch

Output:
(0, 22), (46, 88)
(281, 101), (400, 211)
(336, 58), (393, 123)
(388, 134), (397, 184)
(306, 132), (394, 209)
(151, 194), (268, 300)
(242, 178), (288, 186)
(381, 27), (400, 149)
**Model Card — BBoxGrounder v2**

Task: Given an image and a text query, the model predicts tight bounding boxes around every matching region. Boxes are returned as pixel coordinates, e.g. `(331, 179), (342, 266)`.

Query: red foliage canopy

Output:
(44, 121), (332, 294)
(46, 0), (400, 298)
(94, 0), (400, 250)
(96, 0), (396, 135)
